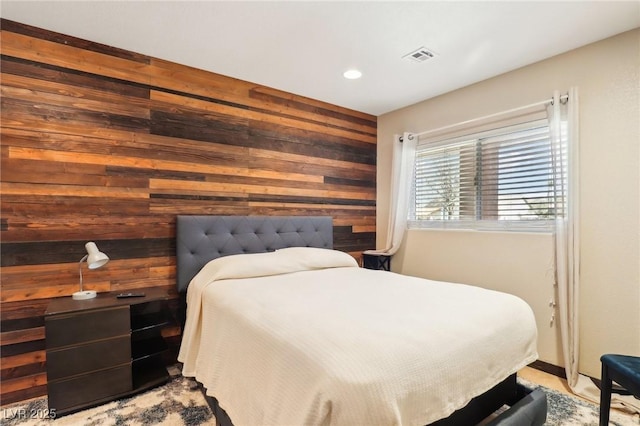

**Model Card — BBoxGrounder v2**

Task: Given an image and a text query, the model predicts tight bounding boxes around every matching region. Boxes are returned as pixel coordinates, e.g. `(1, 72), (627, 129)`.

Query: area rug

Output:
(518, 378), (638, 426)
(2, 374), (638, 425)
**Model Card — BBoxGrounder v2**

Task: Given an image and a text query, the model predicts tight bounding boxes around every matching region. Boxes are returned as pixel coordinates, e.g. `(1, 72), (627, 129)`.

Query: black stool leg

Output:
(599, 361), (612, 426)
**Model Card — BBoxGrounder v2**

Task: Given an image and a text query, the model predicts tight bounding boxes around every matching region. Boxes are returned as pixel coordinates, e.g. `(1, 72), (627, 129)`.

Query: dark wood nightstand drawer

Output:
(46, 306), (130, 349)
(47, 364), (132, 412)
(47, 335), (131, 381)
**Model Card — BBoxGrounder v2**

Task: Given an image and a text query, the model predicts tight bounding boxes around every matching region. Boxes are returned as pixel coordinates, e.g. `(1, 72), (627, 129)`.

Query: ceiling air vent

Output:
(403, 47), (437, 62)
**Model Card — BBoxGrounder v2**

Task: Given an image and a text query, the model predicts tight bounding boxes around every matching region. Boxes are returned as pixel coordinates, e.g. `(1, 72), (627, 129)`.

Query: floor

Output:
(519, 366), (573, 395)
(4, 366), (637, 424)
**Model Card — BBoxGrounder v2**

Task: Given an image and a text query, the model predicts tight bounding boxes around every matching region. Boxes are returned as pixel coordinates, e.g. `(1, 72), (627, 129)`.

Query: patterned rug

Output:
(2, 373), (638, 425)
(518, 378), (638, 426)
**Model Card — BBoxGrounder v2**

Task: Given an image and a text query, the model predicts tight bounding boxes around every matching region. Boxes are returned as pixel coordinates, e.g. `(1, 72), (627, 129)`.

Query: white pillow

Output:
(192, 247), (358, 286)
(275, 247), (358, 269)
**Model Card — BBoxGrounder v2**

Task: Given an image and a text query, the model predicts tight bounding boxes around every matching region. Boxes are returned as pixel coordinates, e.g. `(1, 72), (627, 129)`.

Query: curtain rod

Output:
(400, 94), (569, 142)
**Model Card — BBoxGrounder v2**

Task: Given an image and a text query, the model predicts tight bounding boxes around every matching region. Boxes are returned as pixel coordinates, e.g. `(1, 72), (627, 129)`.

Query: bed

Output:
(176, 215), (547, 425)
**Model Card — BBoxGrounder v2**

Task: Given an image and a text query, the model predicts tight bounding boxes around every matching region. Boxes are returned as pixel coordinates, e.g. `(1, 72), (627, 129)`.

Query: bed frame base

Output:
(197, 373), (546, 426)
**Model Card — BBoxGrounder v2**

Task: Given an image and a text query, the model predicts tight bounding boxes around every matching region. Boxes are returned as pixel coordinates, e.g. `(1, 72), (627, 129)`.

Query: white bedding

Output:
(179, 247), (538, 426)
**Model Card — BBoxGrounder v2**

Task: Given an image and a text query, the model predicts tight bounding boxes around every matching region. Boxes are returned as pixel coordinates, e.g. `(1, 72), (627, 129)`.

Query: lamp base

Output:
(72, 290), (97, 300)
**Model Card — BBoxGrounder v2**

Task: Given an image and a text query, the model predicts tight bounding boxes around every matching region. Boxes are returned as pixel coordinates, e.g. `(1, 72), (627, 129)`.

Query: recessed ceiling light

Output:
(343, 69), (362, 80)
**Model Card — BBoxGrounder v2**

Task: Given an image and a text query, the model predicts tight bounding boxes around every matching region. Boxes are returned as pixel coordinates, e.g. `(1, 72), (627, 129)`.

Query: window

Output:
(409, 119), (565, 231)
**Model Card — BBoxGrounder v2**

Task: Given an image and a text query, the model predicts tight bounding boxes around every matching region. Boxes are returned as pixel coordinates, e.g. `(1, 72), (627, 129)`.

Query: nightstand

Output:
(45, 288), (171, 416)
(362, 252), (391, 271)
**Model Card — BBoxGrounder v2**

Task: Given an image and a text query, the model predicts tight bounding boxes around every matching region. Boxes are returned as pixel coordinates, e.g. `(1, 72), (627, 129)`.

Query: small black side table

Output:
(362, 252), (391, 271)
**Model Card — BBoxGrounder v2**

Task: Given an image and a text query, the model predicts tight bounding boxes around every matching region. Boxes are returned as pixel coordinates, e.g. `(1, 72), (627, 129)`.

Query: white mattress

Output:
(179, 247), (538, 426)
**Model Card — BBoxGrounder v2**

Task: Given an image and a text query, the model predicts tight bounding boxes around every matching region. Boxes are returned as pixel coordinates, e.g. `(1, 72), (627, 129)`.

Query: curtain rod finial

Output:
(399, 134), (414, 143)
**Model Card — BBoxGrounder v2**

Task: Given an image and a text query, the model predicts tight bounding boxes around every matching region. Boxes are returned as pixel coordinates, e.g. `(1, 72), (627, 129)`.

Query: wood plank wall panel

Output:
(0, 19), (377, 405)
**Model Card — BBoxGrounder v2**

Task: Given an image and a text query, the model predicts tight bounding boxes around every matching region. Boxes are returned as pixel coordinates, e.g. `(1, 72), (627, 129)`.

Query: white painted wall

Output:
(377, 29), (640, 378)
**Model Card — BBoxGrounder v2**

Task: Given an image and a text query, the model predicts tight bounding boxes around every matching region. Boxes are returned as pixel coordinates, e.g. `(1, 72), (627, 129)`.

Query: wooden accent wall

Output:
(0, 20), (377, 405)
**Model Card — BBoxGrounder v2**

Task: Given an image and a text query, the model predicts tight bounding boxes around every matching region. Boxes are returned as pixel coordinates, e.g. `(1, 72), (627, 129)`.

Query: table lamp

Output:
(73, 241), (109, 300)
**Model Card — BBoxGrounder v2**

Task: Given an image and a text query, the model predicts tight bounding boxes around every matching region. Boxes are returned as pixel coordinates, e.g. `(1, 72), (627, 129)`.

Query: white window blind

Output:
(410, 119), (565, 231)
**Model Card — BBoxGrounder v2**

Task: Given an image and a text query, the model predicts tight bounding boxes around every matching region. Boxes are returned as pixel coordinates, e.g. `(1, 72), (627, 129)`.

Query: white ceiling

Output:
(2, 1), (639, 116)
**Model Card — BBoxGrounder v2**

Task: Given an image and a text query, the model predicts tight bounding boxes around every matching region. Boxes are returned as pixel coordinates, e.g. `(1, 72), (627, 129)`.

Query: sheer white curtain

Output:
(549, 88), (583, 387)
(549, 88), (639, 413)
(366, 132), (416, 256)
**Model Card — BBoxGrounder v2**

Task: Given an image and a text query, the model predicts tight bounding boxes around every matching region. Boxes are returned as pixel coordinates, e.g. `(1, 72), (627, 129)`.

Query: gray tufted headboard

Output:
(176, 215), (333, 293)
